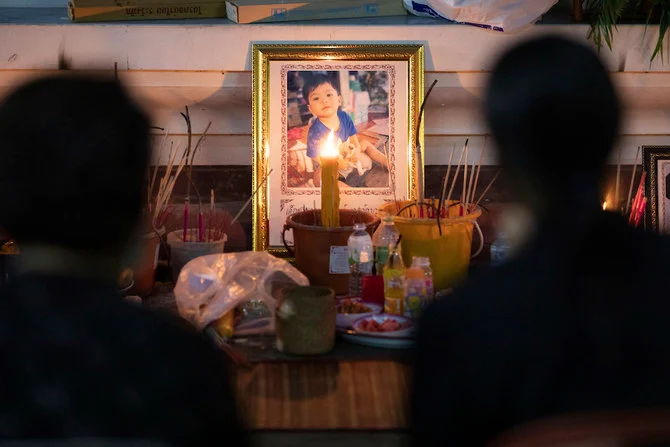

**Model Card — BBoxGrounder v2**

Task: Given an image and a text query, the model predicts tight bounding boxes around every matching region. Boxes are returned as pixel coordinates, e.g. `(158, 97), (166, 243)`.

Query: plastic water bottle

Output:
(383, 246), (405, 315)
(490, 231), (510, 267)
(373, 215), (401, 275)
(413, 256), (434, 299)
(348, 223), (374, 297)
(403, 267), (426, 320)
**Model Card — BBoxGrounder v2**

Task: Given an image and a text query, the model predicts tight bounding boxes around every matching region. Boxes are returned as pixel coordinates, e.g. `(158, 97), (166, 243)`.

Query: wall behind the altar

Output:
(1, 15), (670, 168)
(1, 11), (669, 250)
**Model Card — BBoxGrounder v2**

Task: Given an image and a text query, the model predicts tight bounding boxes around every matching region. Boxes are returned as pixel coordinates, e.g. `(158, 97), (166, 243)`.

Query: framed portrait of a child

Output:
(252, 44), (424, 254)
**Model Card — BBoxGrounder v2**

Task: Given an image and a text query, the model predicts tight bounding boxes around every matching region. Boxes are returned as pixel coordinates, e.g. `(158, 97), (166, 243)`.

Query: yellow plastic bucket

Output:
(377, 200), (483, 292)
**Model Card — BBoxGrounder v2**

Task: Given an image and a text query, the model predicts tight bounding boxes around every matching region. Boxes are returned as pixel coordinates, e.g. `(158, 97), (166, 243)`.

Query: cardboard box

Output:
(71, 0), (214, 5)
(225, 0), (406, 23)
(68, 0), (227, 21)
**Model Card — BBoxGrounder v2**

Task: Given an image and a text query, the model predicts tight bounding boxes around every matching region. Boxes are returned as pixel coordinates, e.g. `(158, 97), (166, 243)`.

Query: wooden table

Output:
(231, 339), (411, 430)
(144, 289), (412, 431)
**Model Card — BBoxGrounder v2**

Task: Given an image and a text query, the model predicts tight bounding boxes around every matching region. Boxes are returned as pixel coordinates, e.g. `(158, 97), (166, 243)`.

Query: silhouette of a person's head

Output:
(484, 36), (620, 217)
(0, 75), (150, 268)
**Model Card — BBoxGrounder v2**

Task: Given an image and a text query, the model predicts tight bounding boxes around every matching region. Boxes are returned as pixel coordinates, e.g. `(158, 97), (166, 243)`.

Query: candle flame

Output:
(321, 130), (339, 158)
(602, 201), (607, 210)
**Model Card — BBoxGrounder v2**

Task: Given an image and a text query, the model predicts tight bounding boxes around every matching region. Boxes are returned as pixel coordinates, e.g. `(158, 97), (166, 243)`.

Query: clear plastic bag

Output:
(173, 251), (309, 331)
(403, 0), (557, 31)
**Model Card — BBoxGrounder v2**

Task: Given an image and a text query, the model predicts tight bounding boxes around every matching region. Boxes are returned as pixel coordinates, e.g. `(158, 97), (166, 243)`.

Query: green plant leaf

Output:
(585, 0), (630, 50)
(651, 5), (670, 62)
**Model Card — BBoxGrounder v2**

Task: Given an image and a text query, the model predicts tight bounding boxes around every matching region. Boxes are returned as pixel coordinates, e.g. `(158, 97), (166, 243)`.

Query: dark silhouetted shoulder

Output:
(412, 213), (670, 446)
(0, 273), (248, 446)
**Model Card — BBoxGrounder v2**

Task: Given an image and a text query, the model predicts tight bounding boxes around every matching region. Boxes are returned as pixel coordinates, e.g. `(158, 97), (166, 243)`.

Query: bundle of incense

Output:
(180, 106), (212, 243)
(182, 199), (190, 242)
(208, 189), (214, 242)
(614, 148), (622, 211)
(149, 138), (187, 230)
(633, 197), (647, 228)
(434, 139), (482, 234)
(436, 139), (487, 226)
(628, 171), (646, 226)
(205, 209), (232, 243)
(625, 147), (641, 215)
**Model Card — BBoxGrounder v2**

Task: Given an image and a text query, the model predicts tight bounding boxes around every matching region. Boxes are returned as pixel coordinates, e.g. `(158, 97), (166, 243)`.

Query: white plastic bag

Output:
(402, 0), (444, 19)
(403, 0), (558, 32)
(173, 251), (309, 331)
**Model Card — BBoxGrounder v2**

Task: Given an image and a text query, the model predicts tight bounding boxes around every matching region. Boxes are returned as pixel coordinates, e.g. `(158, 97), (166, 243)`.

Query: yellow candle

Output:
(320, 130), (340, 227)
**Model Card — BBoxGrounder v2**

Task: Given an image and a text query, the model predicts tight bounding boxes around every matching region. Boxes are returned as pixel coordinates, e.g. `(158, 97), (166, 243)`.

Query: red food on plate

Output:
(360, 318), (410, 333)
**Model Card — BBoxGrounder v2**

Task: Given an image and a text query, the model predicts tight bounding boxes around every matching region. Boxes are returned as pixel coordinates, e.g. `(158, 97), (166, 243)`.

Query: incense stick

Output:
(152, 141), (186, 226)
(626, 146), (641, 214)
(615, 147), (622, 210)
(231, 168), (274, 226)
(148, 131), (168, 207)
(469, 140), (486, 208)
(445, 139), (468, 206)
(415, 80), (438, 203)
(437, 144), (456, 221)
(190, 121), (212, 167)
(462, 144), (469, 212)
(474, 170), (501, 208)
(466, 160), (476, 214)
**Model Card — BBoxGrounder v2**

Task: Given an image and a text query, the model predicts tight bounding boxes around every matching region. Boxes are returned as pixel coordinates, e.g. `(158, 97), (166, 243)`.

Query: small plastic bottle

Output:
(347, 223), (374, 297)
(413, 256), (434, 299)
(490, 231), (511, 267)
(373, 215), (401, 275)
(403, 267), (426, 320)
(383, 246), (405, 315)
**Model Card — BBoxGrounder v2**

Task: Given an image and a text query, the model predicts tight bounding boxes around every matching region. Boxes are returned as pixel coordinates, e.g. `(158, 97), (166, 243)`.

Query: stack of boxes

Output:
(68, 0), (407, 22)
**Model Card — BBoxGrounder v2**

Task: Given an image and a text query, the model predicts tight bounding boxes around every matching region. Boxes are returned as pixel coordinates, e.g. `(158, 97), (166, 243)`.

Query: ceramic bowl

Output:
(336, 298), (382, 328)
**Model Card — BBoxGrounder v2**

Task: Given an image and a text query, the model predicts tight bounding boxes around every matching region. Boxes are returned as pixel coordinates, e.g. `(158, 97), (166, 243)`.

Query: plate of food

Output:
(352, 314), (414, 338)
(338, 331), (415, 349)
(336, 298), (382, 328)
(338, 314), (415, 349)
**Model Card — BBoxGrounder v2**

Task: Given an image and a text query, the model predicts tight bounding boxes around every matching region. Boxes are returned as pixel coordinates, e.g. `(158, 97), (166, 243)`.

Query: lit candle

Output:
(320, 130), (340, 227)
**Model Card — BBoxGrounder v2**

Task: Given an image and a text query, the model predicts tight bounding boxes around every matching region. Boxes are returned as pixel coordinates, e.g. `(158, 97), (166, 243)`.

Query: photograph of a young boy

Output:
(302, 74), (389, 188)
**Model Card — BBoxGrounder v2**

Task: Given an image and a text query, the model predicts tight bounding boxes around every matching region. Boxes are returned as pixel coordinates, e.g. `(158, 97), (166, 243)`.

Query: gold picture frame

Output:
(252, 43), (425, 255)
(643, 145), (670, 233)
